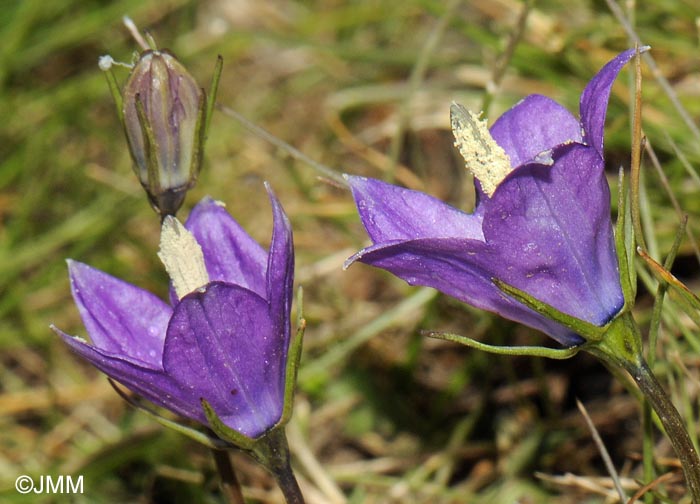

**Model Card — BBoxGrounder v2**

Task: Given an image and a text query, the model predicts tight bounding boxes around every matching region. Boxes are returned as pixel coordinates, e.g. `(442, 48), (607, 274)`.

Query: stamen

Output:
(450, 102), (512, 197)
(158, 217), (209, 299)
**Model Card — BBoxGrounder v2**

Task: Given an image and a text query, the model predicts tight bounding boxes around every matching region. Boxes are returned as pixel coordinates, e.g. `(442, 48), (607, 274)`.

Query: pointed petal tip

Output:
(263, 182), (289, 220)
(66, 259), (79, 280)
(579, 47), (643, 154)
(618, 46), (650, 61)
(51, 324), (89, 345)
(343, 174), (366, 189)
(342, 253), (360, 270)
(49, 323), (65, 338)
(263, 181), (282, 210)
(264, 183), (290, 227)
(66, 258), (86, 273)
(67, 260), (100, 285)
(265, 181), (294, 312)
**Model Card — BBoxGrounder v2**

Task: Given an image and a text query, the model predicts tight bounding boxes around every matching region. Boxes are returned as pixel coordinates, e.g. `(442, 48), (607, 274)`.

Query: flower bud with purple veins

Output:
(122, 50), (205, 216)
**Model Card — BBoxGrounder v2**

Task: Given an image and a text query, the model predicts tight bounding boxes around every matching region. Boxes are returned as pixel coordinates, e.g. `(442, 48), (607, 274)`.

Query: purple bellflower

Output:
(345, 50), (641, 346)
(52, 185), (294, 439)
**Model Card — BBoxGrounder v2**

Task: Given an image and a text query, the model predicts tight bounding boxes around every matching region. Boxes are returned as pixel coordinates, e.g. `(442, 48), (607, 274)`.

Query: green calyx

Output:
(427, 330), (581, 360)
(492, 278), (610, 342)
(582, 311), (643, 373)
(431, 276), (639, 363)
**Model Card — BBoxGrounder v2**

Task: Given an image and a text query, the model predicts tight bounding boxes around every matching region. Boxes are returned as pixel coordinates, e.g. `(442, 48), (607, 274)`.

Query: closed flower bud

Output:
(122, 50), (205, 216)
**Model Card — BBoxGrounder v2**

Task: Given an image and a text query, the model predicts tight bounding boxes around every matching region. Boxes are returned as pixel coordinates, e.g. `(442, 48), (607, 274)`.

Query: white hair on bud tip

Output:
(98, 55), (114, 71)
(98, 55), (133, 71)
(158, 217), (210, 300)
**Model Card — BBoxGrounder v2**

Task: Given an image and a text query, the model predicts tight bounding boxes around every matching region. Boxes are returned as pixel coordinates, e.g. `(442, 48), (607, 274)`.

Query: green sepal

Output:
(426, 331), (580, 359)
(103, 68), (124, 124)
(581, 312), (643, 373)
(189, 89), (206, 185)
(107, 379), (227, 450)
(614, 166), (636, 305)
(204, 55), (223, 143)
(144, 31), (158, 51)
(279, 286), (305, 427)
(492, 278), (609, 341)
(201, 399), (256, 450)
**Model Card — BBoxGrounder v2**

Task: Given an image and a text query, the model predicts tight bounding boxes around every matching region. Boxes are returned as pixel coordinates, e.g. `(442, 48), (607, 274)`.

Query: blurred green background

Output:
(1, 0), (700, 502)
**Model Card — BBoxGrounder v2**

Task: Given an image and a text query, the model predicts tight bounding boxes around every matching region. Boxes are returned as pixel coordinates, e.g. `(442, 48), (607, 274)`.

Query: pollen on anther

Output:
(450, 102), (512, 197)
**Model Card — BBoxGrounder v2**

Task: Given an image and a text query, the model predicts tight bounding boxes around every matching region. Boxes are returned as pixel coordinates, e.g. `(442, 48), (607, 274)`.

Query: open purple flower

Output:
(346, 50), (640, 346)
(52, 185), (294, 439)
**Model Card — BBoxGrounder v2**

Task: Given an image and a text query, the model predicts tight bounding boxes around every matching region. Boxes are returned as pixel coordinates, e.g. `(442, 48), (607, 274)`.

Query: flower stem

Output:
(252, 428), (306, 504)
(211, 448), (245, 504)
(629, 360), (700, 503)
(272, 457), (305, 504)
(586, 313), (700, 502)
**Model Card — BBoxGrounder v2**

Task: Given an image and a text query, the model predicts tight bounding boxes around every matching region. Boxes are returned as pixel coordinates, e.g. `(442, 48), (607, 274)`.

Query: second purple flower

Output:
(345, 49), (640, 346)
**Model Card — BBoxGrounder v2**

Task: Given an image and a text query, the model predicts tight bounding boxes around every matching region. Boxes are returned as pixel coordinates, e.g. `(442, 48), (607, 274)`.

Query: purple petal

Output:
(350, 239), (581, 346)
(263, 183), (294, 337)
(68, 260), (171, 367)
(489, 94), (582, 168)
(579, 48), (640, 155)
(53, 326), (204, 421)
(185, 197), (267, 297)
(346, 175), (484, 243)
(345, 147), (623, 344)
(483, 143), (624, 325)
(163, 283), (285, 438)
